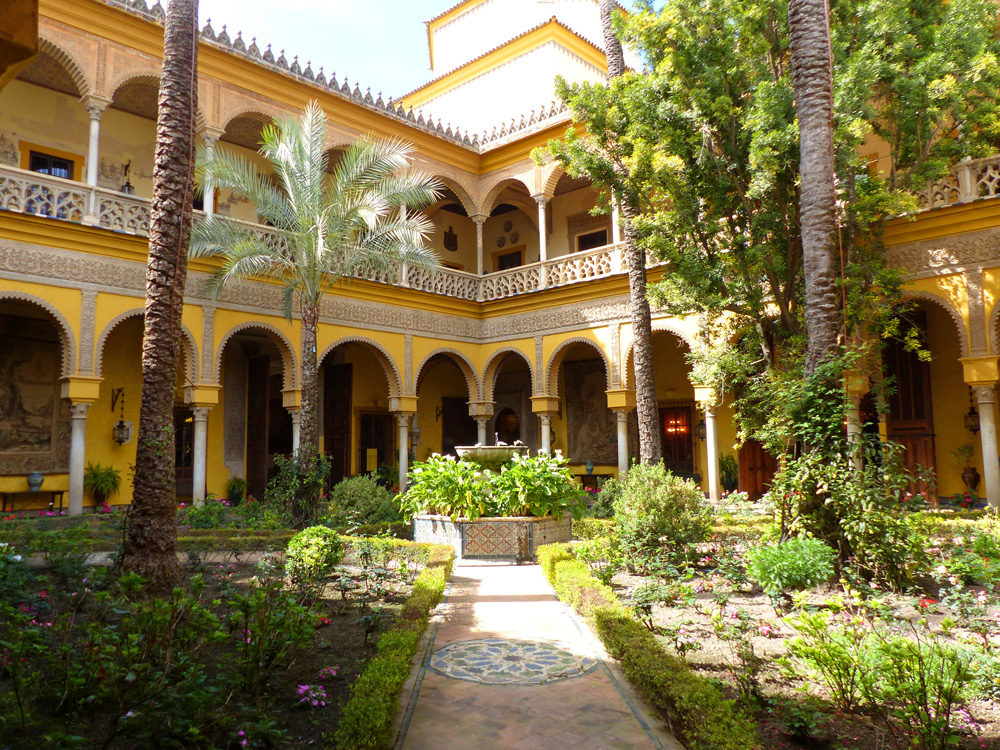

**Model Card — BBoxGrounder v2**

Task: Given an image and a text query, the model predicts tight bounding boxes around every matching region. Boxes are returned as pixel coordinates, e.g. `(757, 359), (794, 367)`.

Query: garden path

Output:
(395, 561), (681, 750)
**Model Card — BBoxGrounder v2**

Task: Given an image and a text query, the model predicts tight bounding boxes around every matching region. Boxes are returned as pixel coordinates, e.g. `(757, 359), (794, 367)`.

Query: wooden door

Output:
(174, 407), (194, 496)
(659, 404), (695, 476)
(246, 356), (270, 501)
(324, 363), (353, 484)
(358, 412), (394, 476)
(738, 440), (777, 501)
(885, 313), (935, 492)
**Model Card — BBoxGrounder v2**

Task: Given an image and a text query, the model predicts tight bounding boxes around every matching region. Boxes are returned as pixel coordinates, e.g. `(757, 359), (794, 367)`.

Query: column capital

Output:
(80, 94), (111, 118)
(844, 370), (870, 397)
(605, 388), (635, 412)
(530, 395), (560, 414)
(469, 212), (488, 225)
(960, 355), (999, 387)
(61, 375), (102, 403)
(467, 400), (495, 417)
(69, 402), (91, 419)
(395, 412), (413, 428)
(191, 406), (212, 420)
(389, 395), (419, 413)
(199, 126), (226, 148)
(613, 409), (630, 423)
(185, 383), (221, 406)
(531, 193), (552, 206)
(973, 384), (997, 404)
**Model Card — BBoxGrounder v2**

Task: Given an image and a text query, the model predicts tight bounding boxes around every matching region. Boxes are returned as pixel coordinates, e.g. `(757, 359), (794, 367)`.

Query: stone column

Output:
(288, 407), (301, 453)
(472, 214), (487, 276)
(535, 196), (548, 262)
(200, 129), (224, 219)
(396, 413), (411, 492)
(191, 406), (210, 506)
(539, 413), (552, 454)
(615, 409), (629, 479)
(611, 199), (622, 244)
(476, 417), (489, 445)
(82, 95), (109, 224)
(975, 386), (999, 509)
(704, 403), (721, 503)
(844, 370), (869, 472)
(68, 403), (90, 516)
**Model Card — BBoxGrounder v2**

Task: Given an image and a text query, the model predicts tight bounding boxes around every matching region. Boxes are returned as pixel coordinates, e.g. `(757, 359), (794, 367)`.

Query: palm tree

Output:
(123, 0), (198, 590)
(788, 0), (840, 375)
(599, 0), (661, 464)
(192, 102), (440, 525)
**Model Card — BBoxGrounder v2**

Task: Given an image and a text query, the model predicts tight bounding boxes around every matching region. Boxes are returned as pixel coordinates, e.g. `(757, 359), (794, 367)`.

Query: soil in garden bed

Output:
(0, 556), (418, 749)
(613, 571), (1000, 750)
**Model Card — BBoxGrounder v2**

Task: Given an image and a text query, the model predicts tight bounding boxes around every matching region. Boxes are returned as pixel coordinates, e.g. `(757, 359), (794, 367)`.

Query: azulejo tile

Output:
(429, 638), (598, 685)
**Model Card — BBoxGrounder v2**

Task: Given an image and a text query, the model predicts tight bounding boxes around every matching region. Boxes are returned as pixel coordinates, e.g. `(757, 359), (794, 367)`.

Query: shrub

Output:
(399, 454), (487, 519)
(326, 475), (400, 528)
(573, 517), (616, 540)
(588, 477), (621, 518)
(490, 452), (586, 518)
(265, 450), (330, 528)
(537, 542), (574, 584)
(746, 536), (836, 596)
(613, 463), (712, 570)
(552, 559), (618, 618)
(285, 526), (345, 583)
(179, 497), (236, 529)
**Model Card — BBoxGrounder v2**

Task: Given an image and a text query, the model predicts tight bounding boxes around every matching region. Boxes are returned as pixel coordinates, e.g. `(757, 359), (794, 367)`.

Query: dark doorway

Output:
(174, 407), (194, 496)
(324, 363), (353, 484)
(496, 407), (520, 444)
(358, 412), (394, 476)
(885, 312), (935, 493)
(246, 356), (270, 501)
(440, 397), (477, 455)
(659, 403), (695, 477)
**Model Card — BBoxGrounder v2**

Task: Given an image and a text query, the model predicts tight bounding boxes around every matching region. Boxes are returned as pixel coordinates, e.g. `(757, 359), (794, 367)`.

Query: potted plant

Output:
(83, 462), (122, 508)
(719, 453), (739, 493)
(950, 443), (980, 494)
(227, 476), (248, 505)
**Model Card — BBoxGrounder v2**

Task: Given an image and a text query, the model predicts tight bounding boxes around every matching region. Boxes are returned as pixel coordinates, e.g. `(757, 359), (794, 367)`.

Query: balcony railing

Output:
(914, 154), (1000, 209)
(0, 164), (630, 302)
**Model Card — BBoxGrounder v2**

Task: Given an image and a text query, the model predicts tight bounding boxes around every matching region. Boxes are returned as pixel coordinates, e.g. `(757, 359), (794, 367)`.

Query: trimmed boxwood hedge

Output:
(536, 542), (759, 750)
(334, 543), (454, 750)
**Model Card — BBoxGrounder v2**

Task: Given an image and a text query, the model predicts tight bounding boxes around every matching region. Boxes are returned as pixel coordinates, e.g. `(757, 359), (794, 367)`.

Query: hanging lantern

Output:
(964, 387), (980, 435)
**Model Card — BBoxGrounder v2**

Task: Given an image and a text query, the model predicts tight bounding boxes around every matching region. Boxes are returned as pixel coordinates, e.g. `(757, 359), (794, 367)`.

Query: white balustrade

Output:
(541, 245), (619, 288)
(480, 264), (541, 300)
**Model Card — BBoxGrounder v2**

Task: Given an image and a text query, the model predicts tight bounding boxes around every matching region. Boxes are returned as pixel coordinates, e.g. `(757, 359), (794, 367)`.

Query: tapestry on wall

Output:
(565, 359), (616, 465)
(0, 316), (70, 475)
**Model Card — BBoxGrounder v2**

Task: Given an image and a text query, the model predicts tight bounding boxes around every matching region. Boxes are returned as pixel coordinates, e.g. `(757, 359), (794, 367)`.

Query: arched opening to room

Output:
(485, 350), (535, 453)
(481, 178), (539, 273)
(550, 340), (614, 478)
(219, 328), (294, 502)
(319, 340), (395, 485)
(93, 314), (193, 504)
(102, 75), (161, 199)
(215, 111), (276, 222)
(426, 186), (478, 272)
(414, 352), (477, 459)
(547, 171), (611, 259)
(0, 298), (72, 506)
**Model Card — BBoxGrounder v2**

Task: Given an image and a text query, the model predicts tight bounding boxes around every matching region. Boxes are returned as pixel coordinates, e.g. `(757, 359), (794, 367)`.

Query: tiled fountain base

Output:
(428, 638), (598, 685)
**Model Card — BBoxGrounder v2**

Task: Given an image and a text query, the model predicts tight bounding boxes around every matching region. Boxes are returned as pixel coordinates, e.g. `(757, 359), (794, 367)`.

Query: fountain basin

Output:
(454, 444), (529, 473)
(413, 513), (571, 561)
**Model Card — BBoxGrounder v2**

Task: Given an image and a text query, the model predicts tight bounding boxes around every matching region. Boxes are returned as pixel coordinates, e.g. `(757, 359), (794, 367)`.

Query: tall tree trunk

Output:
(600, 0), (661, 463)
(789, 0), (840, 374)
(124, 0), (198, 590)
(291, 302), (320, 528)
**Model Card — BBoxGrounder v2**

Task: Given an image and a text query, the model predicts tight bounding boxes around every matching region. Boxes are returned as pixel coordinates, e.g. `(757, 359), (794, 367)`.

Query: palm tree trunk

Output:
(600, 0), (661, 463)
(299, 304), (319, 456)
(789, 0), (840, 375)
(124, 0), (198, 590)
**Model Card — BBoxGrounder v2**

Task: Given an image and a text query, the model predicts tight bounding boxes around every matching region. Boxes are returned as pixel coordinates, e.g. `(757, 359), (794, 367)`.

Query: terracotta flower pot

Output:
(961, 466), (981, 494)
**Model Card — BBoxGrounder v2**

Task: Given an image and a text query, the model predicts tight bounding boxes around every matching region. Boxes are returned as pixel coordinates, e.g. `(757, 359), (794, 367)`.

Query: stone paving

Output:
(396, 561), (681, 750)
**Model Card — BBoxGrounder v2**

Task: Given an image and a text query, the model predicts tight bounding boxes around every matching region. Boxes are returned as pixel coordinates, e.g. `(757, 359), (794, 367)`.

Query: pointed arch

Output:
(480, 176), (533, 215)
(215, 322), (298, 389)
(539, 162), (566, 198)
(95, 308), (198, 384)
(414, 349), (480, 401)
(902, 291), (971, 357)
(545, 337), (612, 397)
(482, 347), (535, 402)
(107, 71), (161, 101)
(434, 176), (478, 216)
(319, 336), (402, 397)
(37, 37), (91, 97)
(0, 290), (76, 376)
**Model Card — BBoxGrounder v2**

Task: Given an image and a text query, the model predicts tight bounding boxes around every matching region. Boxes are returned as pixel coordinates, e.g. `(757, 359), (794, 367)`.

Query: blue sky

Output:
(199, 0), (450, 99)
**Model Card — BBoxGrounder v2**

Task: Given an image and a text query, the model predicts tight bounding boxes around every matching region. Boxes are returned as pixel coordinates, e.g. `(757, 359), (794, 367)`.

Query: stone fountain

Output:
(412, 441), (572, 561)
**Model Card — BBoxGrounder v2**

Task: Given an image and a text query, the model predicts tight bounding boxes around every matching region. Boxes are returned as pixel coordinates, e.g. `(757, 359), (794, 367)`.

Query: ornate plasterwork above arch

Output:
(0, 290), (77, 377)
(902, 290), (971, 358)
(545, 336), (612, 397)
(214, 322), (298, 390)
(94, 308), (199, 384)
(318, 336), (402, 398)
(482, 346), (535, 401)
(37, 36), (92, 97)
(413, 348), (480, 402)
